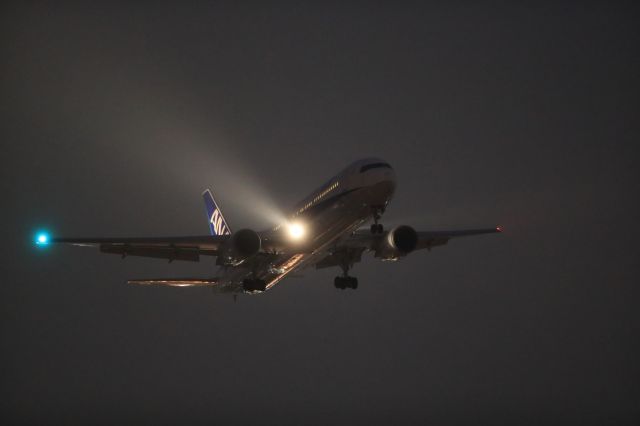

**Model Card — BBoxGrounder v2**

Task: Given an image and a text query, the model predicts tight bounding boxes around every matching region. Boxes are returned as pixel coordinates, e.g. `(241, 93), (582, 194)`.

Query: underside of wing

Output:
(51, 236), (230, 262)
(416, 227), (502, 250)
(316, 226), (502, 268)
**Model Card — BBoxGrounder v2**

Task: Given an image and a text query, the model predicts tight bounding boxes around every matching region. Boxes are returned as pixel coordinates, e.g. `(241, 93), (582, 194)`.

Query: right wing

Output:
(50, 189), (236, 262)
(51, 235), (230, 262)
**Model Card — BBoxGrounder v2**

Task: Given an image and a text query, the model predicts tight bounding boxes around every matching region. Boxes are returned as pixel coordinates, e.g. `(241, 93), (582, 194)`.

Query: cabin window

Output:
(360, 163), (392, 173)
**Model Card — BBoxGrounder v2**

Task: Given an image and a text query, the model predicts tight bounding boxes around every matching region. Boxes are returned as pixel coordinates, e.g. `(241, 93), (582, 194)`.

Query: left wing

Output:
(51, 235), (230, 262)
(316, 226), (502, 269)
(415, 227), (503, 250)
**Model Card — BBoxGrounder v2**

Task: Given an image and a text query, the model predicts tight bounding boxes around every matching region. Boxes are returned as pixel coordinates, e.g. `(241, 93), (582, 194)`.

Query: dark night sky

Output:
(1, 2), (639, 424)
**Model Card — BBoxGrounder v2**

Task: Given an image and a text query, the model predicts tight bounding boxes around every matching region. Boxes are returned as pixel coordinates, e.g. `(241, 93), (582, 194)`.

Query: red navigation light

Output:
(496, 225), (503, 232)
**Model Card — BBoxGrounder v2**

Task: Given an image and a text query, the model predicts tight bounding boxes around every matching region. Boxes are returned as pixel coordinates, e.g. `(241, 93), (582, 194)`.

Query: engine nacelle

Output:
(375, 225), (418, 259)
(232, 228), (261, 258)
(218, 229), (261, 266)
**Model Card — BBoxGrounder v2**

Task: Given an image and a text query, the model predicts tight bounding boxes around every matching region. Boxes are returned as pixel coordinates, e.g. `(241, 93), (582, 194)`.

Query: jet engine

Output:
(232, 229), (261, 258)
(218, 229), (262, 265)
(375, 225), (418, 260)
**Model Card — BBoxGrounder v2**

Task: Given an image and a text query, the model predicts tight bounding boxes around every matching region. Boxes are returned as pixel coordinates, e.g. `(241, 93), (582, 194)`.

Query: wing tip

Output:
(496, 225), (504, 233)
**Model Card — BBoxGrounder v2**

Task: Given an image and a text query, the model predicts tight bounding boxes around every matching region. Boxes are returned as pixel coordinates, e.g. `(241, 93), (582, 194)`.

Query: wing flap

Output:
(52, 235), (228, 247)
(100, 245), (201, 262)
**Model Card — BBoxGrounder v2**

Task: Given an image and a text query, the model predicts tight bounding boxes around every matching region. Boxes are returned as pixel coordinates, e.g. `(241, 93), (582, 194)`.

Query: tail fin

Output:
(202, 189), (232, 236)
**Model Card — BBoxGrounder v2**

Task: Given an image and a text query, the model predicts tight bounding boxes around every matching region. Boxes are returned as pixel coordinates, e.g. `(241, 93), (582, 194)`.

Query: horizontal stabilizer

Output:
(128, 278), (219, 287)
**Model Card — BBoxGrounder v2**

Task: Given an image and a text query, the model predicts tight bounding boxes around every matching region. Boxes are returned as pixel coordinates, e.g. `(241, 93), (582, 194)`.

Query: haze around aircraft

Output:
(36, 158), (502, 293)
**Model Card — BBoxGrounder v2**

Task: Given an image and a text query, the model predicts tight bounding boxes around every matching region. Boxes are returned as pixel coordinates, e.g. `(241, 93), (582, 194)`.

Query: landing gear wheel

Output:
(243, 279), (266, 292)
(370, 205), (385, 234)
(370, 224), (384, 234)
(334, 276), (358, 290)
(349, 277), (358, 289)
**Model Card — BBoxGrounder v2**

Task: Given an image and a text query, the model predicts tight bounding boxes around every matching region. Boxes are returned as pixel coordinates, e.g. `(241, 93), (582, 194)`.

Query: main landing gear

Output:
(334, 258), (358, 290)
(243, 278), (266, 292)
(370, 206), (385, 234)
(334, 275), (358, 290)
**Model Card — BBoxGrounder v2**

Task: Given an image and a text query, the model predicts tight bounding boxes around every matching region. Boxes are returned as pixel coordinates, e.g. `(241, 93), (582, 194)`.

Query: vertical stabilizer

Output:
(202, 189), (232, 236)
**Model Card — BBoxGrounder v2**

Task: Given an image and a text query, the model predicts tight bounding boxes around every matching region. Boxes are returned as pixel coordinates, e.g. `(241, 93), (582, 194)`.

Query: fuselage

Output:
(218, 158), (396, 291)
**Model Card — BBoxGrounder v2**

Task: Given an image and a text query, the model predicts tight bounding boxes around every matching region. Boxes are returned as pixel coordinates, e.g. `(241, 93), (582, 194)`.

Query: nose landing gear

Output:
(370, 223), (384, 234)
(370, 206), (385, 234)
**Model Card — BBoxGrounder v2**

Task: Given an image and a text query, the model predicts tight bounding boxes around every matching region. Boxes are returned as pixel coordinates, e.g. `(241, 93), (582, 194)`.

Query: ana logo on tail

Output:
(210, 208), (229, 236)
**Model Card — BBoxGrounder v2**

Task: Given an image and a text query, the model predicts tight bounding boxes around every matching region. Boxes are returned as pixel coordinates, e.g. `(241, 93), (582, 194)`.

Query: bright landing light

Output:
(287, 223), (305, 240)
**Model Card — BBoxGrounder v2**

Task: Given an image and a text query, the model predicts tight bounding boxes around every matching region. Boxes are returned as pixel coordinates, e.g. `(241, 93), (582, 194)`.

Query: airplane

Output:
(36, 158), (502, 293)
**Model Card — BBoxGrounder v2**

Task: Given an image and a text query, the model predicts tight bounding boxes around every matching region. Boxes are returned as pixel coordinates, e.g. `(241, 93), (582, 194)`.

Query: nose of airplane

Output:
(360, 161), (396, 200)
(348, 158), (397, 198)
(380, 164), (396, 184)
(365, 161), (396, 185)
(378, 168), (396, 195)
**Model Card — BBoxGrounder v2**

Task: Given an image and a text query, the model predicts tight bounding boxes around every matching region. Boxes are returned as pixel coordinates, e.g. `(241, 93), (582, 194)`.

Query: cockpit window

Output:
(360, 162), (392, 173)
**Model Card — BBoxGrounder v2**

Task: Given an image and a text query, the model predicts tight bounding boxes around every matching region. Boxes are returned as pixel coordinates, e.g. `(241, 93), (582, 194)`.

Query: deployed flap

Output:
(100, 245), (201, 262)
(202, 189), (232, 236)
